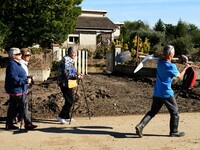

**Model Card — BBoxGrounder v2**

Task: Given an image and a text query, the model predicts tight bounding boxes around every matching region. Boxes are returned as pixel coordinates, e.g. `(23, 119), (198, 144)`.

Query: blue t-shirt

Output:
(153, 60), (179, 98)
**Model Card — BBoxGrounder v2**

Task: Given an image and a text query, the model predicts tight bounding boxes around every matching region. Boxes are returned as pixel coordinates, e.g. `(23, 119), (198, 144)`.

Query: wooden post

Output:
(136, 35), (140, 66)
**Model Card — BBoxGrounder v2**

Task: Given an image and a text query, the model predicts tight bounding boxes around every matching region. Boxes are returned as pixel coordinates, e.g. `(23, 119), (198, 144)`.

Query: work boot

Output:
(135, 115), (151, 138)
(169, 116), (185, 137)
(170, 131), (185, 137)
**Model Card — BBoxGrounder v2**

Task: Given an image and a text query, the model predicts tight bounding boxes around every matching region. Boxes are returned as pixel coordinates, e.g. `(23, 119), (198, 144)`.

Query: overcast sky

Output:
(81, 0), (200, 28)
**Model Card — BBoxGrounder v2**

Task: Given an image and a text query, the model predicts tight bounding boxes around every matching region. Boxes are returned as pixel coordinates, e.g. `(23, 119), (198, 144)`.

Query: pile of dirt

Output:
(0, 73), (200, 120)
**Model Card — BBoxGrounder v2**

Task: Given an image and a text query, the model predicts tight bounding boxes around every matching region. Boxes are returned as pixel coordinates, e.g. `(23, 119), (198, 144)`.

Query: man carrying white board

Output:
(134, 45), (190, 138)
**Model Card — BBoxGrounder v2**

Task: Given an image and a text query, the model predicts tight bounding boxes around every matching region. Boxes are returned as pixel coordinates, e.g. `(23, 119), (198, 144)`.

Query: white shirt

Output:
(19, 59), (29, 76)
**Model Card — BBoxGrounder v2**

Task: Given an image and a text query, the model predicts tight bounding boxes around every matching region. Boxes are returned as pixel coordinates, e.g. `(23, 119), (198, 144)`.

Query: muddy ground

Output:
(0, 73), (200, 120)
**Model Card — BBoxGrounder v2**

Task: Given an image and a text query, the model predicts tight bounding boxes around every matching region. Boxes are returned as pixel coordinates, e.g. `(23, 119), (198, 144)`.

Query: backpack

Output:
(182, 67), (197, 89)
(57, 57), (65, 86)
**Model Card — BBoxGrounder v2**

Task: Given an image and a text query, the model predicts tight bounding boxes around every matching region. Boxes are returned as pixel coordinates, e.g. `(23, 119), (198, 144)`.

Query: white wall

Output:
(81, 9), (107, 17)
(113, 28), (121, 39)
(113, 23), (124, 39)
(80, 33), (96, 46)
(0, 68), (51, 82)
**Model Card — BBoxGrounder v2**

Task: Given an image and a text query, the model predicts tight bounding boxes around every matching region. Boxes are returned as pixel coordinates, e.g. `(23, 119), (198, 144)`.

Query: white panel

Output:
(78, 51), (81, 74)
(80, 34), (96, 46)
(82, 51), (85, 74)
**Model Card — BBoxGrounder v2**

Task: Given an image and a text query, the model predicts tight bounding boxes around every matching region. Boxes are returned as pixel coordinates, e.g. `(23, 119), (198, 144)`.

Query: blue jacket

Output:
(5, 59), (28, 95)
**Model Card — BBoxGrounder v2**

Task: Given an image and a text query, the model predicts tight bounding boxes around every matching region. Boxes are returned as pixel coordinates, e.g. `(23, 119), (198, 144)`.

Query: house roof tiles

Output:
(76, 16), (117, 30)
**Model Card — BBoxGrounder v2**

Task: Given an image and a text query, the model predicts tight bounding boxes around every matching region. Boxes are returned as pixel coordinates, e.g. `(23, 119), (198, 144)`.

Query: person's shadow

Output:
(0, 118), (169, 138)
(36, 125), (138, 138)
(34, 119), (169, 138)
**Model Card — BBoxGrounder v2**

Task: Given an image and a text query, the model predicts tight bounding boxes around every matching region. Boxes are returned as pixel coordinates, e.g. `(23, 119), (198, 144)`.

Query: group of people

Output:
(4, 46), (83, 130)
(5, 45), (190, 138)
(5, 47), (37, 130)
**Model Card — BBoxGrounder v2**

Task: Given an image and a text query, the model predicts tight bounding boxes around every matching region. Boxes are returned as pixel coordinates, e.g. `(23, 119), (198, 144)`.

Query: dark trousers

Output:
(6, 95), (31, 125)
(146, 96), (179, 118)
(59, 86), (74, 119)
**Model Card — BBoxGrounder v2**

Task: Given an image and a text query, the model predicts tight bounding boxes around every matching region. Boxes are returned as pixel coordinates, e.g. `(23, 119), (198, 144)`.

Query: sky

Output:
(81, 0), (200, 28)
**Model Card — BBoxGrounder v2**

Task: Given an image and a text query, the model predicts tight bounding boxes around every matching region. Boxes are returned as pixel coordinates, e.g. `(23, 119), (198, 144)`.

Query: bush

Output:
(172, 36), (194, 55)
(30, 47), (51, 54)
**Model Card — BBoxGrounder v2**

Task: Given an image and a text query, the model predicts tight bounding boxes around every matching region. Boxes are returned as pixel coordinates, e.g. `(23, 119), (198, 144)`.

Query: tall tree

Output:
(164, 24), (176, 44)
(175, 19), (188, 38)
(153, 19), (165, 33)
(0, 0), (82, 49)
(0, 22), (10, 47)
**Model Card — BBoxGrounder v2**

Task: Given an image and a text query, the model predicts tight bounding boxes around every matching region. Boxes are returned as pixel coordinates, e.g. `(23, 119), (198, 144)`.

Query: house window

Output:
(69, 37), (74, 42)
(69, 36), (79, 43)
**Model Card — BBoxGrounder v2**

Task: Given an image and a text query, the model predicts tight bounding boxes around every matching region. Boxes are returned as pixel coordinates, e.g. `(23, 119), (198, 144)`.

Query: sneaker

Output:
(56, 116), (67, 124)
(65, 118), (75, 123)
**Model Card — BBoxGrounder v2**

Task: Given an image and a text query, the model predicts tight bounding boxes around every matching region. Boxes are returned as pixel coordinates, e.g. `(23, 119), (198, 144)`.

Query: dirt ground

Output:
(0, 73), (200, 119)
(0, 73), (200, 149)
(0, 113), (199, 150)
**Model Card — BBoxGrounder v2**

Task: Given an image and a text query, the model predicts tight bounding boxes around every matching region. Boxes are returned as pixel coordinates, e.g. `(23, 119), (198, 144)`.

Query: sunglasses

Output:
(14, 53), (22, 56)
(24, 54), (31, 57)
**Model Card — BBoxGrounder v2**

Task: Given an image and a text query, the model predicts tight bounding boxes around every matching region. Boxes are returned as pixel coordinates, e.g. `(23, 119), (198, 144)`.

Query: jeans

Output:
(146, 96), (179, 118)
(6, 94), (31, 125)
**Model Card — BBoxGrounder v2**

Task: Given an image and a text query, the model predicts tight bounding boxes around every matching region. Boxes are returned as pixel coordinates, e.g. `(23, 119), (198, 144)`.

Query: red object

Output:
(182, 67), (197, 89)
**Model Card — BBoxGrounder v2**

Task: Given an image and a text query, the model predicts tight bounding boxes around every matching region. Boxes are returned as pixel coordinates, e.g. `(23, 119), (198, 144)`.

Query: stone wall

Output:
(0, 68), (51, 82)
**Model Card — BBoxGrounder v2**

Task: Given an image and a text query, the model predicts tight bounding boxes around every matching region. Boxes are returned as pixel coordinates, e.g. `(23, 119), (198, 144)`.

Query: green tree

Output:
(191, 30), (200, 48)
(164, 24), (176, 44)
(188, 23), (199, 31)
(153, 19), (165, 33)
(188, 24), (200, 48)
(175, 19), (188, 38)
(130, 29), (164, 52)
(0, 22), (10, 47)
(120, 20), (150, 44)
(172, 35), (194, 55)
(0, 0), (82, 49)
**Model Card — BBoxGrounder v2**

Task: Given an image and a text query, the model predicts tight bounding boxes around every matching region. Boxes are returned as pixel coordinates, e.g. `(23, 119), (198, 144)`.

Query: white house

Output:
(63, 9), (122, 52)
